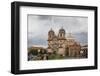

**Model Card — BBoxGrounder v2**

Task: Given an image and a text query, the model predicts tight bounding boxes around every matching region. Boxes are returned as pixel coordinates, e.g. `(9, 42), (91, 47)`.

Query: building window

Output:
(60, 34), (61, 37)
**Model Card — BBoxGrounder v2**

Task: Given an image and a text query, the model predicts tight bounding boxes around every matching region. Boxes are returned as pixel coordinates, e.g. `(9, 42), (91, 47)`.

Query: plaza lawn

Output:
(48, 54), (65, 60)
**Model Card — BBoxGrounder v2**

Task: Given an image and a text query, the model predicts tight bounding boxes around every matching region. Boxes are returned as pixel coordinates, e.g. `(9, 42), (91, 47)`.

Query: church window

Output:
(49, 35), (51, 38)
(60, 34), (61, 37)
(62, 33), (63, 37)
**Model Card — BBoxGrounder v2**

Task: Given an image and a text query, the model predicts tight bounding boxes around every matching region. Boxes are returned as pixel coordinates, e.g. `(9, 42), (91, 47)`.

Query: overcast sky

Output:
(28, 15), (88, 48)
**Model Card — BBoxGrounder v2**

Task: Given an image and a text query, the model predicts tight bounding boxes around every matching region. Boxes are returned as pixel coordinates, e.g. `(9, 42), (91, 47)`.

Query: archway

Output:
(65, 47), (69, 56)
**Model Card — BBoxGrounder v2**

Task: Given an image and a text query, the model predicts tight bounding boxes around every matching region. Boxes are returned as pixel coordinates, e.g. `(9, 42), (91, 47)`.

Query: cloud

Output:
(28, 15), (88, 47)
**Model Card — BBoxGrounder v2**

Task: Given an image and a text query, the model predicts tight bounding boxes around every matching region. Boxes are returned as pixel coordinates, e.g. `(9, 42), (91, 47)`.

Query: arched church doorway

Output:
(65, 47), (69, 56)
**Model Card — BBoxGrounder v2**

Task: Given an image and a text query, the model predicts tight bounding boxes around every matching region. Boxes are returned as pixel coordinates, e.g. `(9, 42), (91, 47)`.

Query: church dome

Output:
(59, 27), (65, 34)
(48, 28), (54, 34)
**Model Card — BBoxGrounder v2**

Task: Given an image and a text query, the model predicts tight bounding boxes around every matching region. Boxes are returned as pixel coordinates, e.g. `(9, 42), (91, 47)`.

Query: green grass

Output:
(48, 54), (65, 60)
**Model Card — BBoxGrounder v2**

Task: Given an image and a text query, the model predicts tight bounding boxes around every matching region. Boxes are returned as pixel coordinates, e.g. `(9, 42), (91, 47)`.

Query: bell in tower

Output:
(48, 28), (55, 40)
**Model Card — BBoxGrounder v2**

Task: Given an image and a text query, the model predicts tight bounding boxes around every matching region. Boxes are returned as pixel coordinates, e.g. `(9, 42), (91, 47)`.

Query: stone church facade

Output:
(47, 28), (81, 57)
